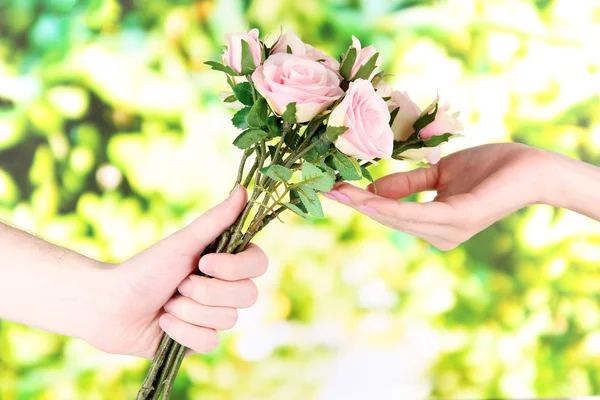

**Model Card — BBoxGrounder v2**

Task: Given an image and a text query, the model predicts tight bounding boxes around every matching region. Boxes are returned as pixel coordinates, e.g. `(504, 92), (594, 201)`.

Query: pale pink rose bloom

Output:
(252, 53), (344, 123)
(399, 146), (442, 164)
(389, 90), (422, 141)
(348, 36), (381, 80)
(375, 81), (392, 99)
(419, 100), (464, 140)
(223, 28), (263, 75)
(271, 31), (340, 72)
(329, 79), (393, 161)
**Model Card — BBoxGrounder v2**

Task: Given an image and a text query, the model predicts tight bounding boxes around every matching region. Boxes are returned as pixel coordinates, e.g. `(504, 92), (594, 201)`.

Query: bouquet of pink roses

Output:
(137, 29), (463, 399)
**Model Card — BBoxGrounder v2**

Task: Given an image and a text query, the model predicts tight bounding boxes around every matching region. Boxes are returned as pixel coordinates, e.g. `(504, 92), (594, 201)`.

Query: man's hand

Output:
(0, 185), (269, 359)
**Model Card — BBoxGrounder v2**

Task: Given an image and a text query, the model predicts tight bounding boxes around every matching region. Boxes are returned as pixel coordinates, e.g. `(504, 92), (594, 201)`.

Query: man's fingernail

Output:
(228, 184), (241, 200)
(159, 314), (170, 330)
(178, 277), (192, 295)
(359, 205), (378, 214)
(163, 299), (174, 312)
(322, 192), (337, 201)
(331, 190), (352, 204)
(199, 257), (215, 275)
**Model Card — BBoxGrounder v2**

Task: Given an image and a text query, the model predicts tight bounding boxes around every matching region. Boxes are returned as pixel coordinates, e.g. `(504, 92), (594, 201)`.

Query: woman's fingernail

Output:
(331, 190), (352, 204)
(159, 314), (170, 330)
(359, 205), (378, 214)
(322, 192), (337, 201)
(178, 277), (192, 295)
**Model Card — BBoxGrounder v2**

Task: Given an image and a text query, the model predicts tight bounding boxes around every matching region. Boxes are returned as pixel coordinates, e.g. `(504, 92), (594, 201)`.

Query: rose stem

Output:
(150, 342), (181, 400)
(136, 334), (174, 400)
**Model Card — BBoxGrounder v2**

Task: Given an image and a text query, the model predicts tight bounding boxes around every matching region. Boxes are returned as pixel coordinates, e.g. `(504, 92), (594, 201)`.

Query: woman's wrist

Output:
(540, 149), (600, 221)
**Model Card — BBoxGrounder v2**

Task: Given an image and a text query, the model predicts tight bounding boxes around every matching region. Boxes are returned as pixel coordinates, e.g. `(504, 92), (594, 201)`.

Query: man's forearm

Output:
(547, 151), (600, 221)
(0, 222), (109, 342)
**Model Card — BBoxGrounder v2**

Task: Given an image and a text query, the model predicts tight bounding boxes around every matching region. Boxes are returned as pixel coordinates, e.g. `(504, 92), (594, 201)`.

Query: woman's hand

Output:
(324, 143), (557, 251)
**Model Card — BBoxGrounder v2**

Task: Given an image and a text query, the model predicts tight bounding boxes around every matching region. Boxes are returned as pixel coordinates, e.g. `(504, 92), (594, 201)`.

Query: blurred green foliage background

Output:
(1, 0), (600, 398)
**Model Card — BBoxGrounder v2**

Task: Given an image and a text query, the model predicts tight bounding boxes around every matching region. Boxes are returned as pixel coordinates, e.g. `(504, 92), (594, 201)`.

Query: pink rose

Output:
(252, 53), (344, 123)
(271, 31), (340, 72)
(375, 81), (392, 99)
(347, 36), (381, 80)
(389, 90), (421, 141)
(419, 99), (464, 140)
(223, 28), (263, 75)
(398, 147), (442, 164)
(329, 79), (393, 160)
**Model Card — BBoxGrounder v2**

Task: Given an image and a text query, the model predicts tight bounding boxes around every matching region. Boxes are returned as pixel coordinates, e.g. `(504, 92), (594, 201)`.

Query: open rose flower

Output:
(223, 28), (263, 74)
(419, 97), (464, 140)
(252, 53), (344, 123)
(346, 36), (381, 80)
(329, 79), (393, 160)
(271, 31), (340, 71)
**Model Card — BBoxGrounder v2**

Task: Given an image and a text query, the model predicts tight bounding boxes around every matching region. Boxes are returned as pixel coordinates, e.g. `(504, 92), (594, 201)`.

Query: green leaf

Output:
(392, 136), (422, 157)
(297, 187), (324, 217)
(298, 163), (335, 192)
(319, 159), (337, 181)
(283, 202), (310, 219)
(233, 82), (254, 106)
(231, 106), (252, 129)
(286, 45), (293, 54)
(282, 102), (297, 124)
(329, 151), (362, 181)
(413, 103), (438, 134)
(240, 39), (257, 75)
(422, 132), (453, 147)
(352, 52), (379, 81)
(290, 190), (308, 213)
(360, 166), (374, 183)
(247, 98), (268, 128)
(267, 116), (283, 137)
(312, 132), (331, 155)
(339, 47), (357, 80)
(389, 107), (400, 126)
(326, 126), (349, 142)
(360, 166), (377, 193)
(232, 129), (269, 149)
(223, 95), (237, 103)
(260, 165), (293, 182)
(303, 148), (319, 163)
(204, 61), (239, 76)
(370, 70), (385, 87)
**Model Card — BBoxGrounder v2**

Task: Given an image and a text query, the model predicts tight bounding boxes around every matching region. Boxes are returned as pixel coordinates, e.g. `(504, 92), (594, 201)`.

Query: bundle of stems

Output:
(136, 113), (343, 399)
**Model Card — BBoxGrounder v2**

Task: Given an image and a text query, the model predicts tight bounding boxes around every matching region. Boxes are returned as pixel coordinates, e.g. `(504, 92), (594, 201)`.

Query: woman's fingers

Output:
(198, 243), (268, 281)
(159, 314), (219, 354)
(164, 295), (238, 330)
(327, 183), (453, 225)
(177, 275), (258, 309)
(324, 183), (468, 251)
(368, 167), (439, 199)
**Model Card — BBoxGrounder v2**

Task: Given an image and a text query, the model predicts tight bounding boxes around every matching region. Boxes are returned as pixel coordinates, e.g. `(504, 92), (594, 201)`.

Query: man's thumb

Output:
(176, 184), (248, 255)
(123, 185), (247, 296)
